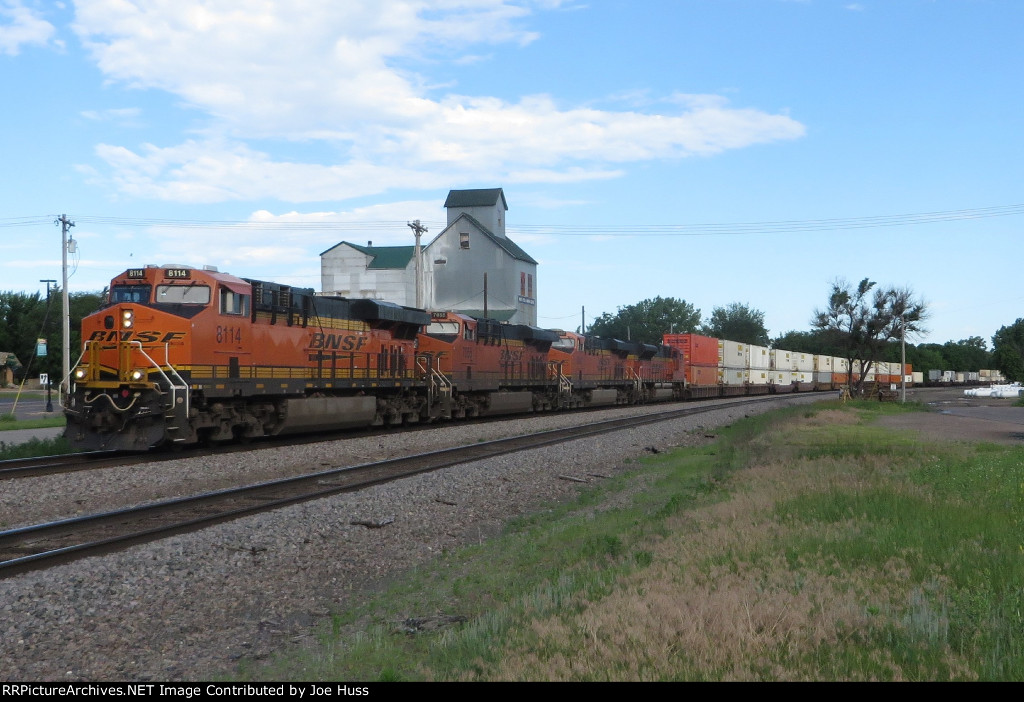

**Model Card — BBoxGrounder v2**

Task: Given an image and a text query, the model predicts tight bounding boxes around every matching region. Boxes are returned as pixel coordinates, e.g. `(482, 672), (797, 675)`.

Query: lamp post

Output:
(40, 279), (57, 412)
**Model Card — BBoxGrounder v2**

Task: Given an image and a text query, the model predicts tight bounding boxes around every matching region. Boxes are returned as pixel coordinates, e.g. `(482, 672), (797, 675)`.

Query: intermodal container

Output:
(663, 333), (720, 367)
(814, 355), (833, 372)
(771, 349), (793, 371)
(794, 352), (814, 372)
(719, 340), (747, 369)
(772, 369), (793, 385)
(687, 364), (718, 387)
(719, 367), (748, 385)
(749, 368), (770, 384)
(748, 344), (771, 370)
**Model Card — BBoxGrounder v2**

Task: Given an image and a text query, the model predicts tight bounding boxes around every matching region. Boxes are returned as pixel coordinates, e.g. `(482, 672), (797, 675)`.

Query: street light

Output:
(40, 279), (57, 412)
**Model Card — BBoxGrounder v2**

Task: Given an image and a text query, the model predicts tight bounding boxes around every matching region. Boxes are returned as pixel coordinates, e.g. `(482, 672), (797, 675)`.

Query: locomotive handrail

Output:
(129, 341), (190, 419)
(416, 353), (452, 403)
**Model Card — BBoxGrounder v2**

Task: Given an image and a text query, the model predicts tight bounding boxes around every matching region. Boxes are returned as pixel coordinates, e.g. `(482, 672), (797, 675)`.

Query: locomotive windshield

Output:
(111, 285), (151, 303)
(156, 283), (211, 304)
(552, 337), (576, 352)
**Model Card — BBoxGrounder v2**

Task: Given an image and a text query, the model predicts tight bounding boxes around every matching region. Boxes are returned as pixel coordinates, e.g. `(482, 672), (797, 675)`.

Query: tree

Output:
(0, 288), (105, 385)
(701, 302), (769, 345)
(905, 343), (948, 376)
(941, 337), (990, 373)
(992, 319), (1024, 382)
(587, 296), (700, 345)
(771, 329), (845, 356)
(811, 278), (928, 393)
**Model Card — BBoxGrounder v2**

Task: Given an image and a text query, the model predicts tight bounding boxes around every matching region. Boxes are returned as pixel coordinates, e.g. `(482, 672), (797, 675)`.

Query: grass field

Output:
(231, 400), (1024, 682)
(0, 411), (69, 458)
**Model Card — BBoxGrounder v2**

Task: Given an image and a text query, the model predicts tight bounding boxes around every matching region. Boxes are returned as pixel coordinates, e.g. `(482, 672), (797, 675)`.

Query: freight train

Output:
(64, 264), (873, 451)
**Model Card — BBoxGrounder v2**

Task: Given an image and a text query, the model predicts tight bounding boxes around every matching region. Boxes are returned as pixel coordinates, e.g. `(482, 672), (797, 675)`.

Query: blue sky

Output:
(1, 0), (1021, 347)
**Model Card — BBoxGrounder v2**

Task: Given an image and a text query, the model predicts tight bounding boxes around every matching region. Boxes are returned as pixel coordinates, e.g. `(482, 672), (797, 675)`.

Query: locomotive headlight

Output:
(121, 309), (134, 329)
(129, 369), (146, 382)
(74, 367), (88, 380)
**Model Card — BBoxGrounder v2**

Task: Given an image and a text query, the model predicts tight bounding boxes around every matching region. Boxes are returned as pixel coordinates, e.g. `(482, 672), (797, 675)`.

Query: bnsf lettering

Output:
(309, 333), (369, 351)
(88, 331), (186, 343)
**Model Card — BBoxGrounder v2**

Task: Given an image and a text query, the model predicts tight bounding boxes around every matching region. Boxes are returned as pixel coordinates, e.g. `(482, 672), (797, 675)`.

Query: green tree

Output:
(992, 319), (1024, 382)
(0, 288), (105, 385)
(702, 302), (769, 345)
(587, 296), (700, 345)
(811, 278), (928, 393)
(939, 337), (990, 372)
(771, 328), (847, 356)
(905, 343), (948, 376)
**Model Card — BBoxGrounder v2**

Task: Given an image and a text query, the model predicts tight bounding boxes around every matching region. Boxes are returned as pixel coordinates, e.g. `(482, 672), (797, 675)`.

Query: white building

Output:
(320, 188), (538, 325)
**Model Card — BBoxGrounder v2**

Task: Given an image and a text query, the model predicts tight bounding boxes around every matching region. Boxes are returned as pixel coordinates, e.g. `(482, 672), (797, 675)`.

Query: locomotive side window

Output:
(111, 285), (151, 303)
(219, 287), (250, 316)
(156, 284), (211, 304)
(426, 321), (460, 337)
(552, 337), (575, 352)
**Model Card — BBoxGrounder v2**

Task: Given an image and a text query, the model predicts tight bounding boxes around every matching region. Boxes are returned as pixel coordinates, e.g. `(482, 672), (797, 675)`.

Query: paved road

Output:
(0, 393), (61, 421)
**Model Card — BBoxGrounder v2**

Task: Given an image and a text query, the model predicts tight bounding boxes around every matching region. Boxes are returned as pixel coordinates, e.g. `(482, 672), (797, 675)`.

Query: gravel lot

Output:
(1, 388), (1015, 682)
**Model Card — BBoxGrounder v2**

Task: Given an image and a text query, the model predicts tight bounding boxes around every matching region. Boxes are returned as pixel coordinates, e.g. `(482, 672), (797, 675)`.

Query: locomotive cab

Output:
(66, 265), (226, 450)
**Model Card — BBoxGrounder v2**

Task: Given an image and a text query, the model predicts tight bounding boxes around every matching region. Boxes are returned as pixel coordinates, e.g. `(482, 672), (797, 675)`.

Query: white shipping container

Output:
(795, 371), (814, 385)
(913, 371), (924, 384)
(748, 344), (771, 370)
(749, 368), (770, 384)
(834, 357), (850, 373)
(771, 349), (792, 371)
(772, 370), (794, 385)
(719, 340), (746, 369)
(814, 355), (833, 372)
(719, 367), (748, 385)
(794, 352), (814, 372)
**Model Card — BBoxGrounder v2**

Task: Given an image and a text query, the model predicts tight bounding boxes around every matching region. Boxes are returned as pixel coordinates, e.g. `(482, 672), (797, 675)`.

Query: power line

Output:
(3, 202), (1023, 235)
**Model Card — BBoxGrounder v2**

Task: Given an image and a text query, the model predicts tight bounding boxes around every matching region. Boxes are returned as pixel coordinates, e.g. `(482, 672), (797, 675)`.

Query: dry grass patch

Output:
(478, 409), (981, 681)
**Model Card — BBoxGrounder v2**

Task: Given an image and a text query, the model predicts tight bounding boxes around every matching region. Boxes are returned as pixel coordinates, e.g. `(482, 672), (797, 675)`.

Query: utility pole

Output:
(57, 214), (74, 405)
(900, 314), (906, 403)
(407, 220), (428, 309)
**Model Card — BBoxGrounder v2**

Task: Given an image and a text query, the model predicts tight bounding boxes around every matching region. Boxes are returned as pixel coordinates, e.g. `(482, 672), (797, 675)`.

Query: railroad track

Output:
(0, 394), (821, 578)
(0, 451), (129, 480)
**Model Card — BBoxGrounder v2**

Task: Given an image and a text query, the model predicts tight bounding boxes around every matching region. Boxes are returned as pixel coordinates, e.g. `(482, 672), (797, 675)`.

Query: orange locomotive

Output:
(65, 264), (429, 450)
(65, 266), (694, 451)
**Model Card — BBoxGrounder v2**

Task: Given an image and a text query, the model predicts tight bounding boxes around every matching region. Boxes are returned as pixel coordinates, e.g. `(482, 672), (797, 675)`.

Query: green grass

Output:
(0, 414), (70, 459)
(226, 399), (1024, 681)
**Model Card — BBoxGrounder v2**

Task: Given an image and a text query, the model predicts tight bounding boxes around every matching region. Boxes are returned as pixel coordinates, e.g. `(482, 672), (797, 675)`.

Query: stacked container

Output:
(813, 355), (833, 390)
(793, 354), (811, 390)
(746, 344), (770, 393)
(834, 357), (850, 387)
(718, 339), (748, 394)
(662, 333), (719, 393)
(770, 349), (794, 392)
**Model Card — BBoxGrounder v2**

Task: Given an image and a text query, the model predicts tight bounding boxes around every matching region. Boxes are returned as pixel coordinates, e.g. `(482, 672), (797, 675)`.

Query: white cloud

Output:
(72, 0), (806, 204)
(0, 0), (56, 55)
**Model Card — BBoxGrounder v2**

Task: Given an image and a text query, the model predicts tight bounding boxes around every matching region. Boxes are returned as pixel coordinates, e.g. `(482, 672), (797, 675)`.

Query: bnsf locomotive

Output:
(64, 265), (689, 451)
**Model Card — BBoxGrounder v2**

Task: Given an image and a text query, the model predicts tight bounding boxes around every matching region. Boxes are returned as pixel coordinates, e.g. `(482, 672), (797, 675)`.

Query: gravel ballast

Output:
(1, 396), (823, 681)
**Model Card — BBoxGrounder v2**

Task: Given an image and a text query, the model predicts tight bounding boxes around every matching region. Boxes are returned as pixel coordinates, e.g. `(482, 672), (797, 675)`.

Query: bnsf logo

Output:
(88, 331), (187, 343)
(309, 332), (369, 351)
